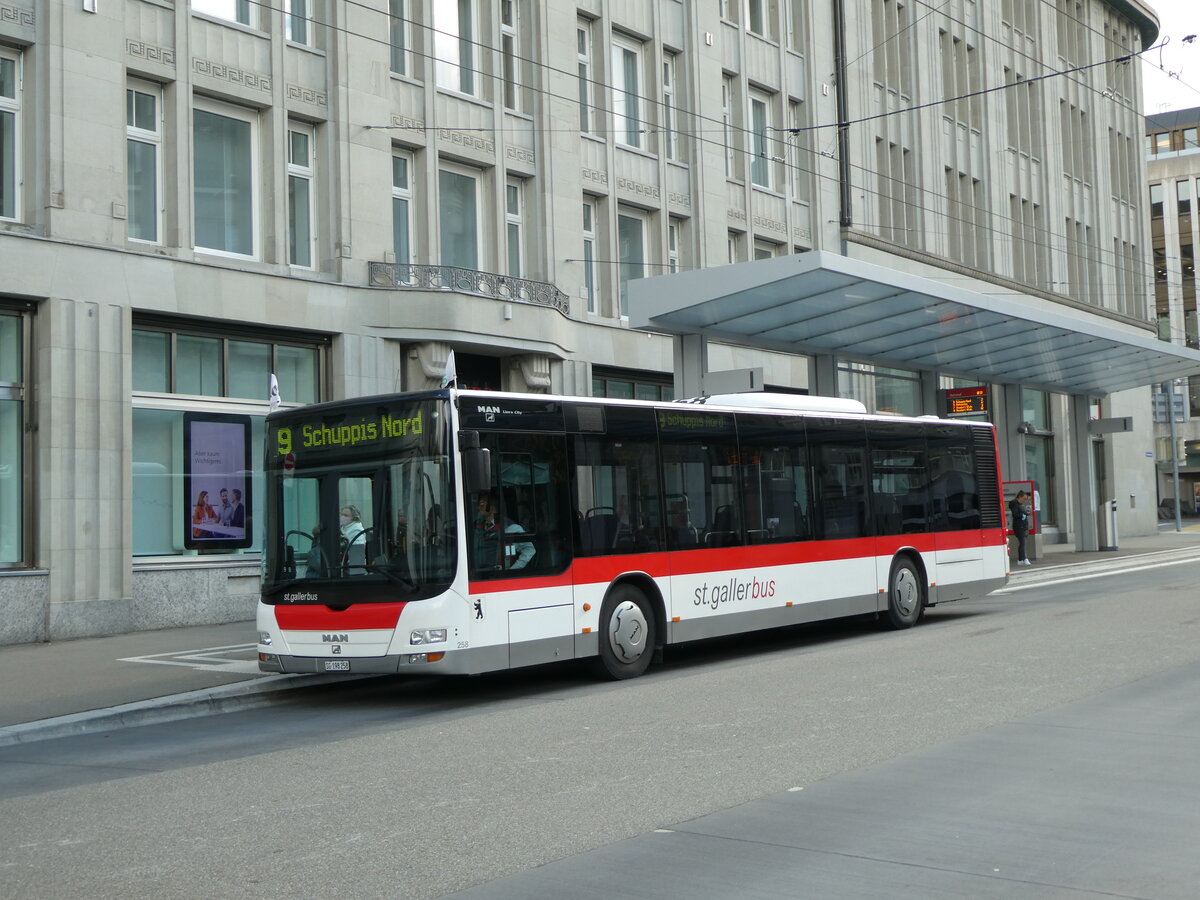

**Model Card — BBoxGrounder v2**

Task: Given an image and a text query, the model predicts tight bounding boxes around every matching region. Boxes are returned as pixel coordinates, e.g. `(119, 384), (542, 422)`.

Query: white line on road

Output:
(119, 643), (260, 673)
(996, 556), (1200, 593)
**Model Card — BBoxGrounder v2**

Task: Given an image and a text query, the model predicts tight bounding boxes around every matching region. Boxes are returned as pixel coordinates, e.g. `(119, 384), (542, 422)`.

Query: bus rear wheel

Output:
(885, 557), (924, 629)
(593, 585), (656, 680)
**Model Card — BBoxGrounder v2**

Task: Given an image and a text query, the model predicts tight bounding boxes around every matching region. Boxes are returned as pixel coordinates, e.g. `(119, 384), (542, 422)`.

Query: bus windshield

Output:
(261, 397), (456, 600)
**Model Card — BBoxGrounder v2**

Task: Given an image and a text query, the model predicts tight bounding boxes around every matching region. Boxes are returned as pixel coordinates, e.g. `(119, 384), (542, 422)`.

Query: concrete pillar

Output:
(1070, 393), (1099, 552)
(39, 298), (131, 638)
(919, 370), (939, 416)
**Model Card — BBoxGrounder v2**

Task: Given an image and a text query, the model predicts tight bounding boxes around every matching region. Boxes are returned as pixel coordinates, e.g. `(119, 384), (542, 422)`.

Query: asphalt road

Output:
(1, 559), (1198, 899)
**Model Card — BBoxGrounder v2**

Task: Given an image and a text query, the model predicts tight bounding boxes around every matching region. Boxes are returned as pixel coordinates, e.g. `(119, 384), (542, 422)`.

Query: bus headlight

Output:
(410, 628), (447, 645)
(258, 631), (273, 646)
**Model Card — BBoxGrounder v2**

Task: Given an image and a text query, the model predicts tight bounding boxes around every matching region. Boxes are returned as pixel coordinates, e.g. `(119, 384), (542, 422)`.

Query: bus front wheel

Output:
(885, 557), (925, 629)
(593, 585), (656, 680)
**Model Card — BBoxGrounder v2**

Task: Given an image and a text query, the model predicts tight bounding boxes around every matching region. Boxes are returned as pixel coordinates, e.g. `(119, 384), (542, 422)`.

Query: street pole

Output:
(1167, 381), (1182, 532)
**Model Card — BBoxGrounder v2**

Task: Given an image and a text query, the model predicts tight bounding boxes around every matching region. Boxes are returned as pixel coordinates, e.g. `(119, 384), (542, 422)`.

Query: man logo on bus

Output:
(322, 633), (349, 642)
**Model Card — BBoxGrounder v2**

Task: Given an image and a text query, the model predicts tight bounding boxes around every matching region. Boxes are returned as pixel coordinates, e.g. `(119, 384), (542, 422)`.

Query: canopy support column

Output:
(1070, 393), (1100, 552)
(673, 333), (708, 399)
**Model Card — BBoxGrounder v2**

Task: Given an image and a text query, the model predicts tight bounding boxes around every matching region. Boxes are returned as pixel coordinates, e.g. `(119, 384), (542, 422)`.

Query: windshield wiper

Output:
(368, 563), (419, 593)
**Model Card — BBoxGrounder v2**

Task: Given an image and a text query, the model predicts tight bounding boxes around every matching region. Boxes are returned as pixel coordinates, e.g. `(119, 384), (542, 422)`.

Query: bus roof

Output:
(266, 387), (991, 430)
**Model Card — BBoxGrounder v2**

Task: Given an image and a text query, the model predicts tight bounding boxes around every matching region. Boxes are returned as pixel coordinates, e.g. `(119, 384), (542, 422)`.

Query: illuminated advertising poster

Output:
(183, 412), (252, 550)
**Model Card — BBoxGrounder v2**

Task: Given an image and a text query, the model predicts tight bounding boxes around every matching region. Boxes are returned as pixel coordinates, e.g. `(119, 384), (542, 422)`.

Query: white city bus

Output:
(257, 389), (1007, 679)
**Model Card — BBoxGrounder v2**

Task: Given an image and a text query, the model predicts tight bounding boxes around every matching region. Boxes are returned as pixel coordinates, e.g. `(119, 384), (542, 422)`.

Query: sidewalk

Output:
(3, 528), (1200, 746)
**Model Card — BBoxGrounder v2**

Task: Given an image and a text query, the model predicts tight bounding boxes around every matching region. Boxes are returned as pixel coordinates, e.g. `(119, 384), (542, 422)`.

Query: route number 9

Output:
(276, 427), (292, 455)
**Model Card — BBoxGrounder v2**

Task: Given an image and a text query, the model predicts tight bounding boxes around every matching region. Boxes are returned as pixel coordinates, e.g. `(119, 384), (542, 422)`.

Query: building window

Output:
(728, 231), (744, 263)
(720, 0), (738, 23)
(1185, 128), (1199, 152)
(0, 48), (20, 221)
(1150, 183), (1164, 218)
(501, 0), (520, 111)
(662, 52), (679, 161)
(747, 0), (770, 38)
(750, 90), (772, 188)
(287, 125), (315, 269)
(435, 0), (476, 95)
(838, 362), (920, 416)
(788, 99), (808, 200)
(786, 0), (805, 49)
(577, 20), (596, 135)
(392, 150), (413, 265)
(0, 308), (27, 566)
(722, 74), (740, 179)
(193, 101), (257, 258)
(1179, 179), (1192, 217)
(1153, 132), (1170, 155)
(617, 209), (646, 317)
(754, 239), (777, 260)
(439, 164), (480, 269)
(126, 82), (162, 243)
(506, 177), (524, 277)
(593, 368), (674, 401)
(583, 198), (597, 313)
(390, 0), (409, 75)
(612, 37), (643, 149)
(668, 218), (682, 273)
(191, 0), (253, 27)
(285, 0), (309, 44)
(132, 323), (325, 558)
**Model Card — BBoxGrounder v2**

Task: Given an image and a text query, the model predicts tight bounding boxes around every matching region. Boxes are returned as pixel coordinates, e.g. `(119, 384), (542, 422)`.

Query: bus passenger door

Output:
(466, 431), (575, 670)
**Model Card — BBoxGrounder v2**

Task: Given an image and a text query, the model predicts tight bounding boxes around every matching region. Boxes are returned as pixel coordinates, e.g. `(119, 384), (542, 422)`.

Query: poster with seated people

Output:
(183, 412), (252, 550)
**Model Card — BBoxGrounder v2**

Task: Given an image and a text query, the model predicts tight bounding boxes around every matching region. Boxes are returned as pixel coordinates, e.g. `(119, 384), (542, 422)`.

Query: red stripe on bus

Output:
(466, 529), (1004, 593)
(274, 602), (407, 630)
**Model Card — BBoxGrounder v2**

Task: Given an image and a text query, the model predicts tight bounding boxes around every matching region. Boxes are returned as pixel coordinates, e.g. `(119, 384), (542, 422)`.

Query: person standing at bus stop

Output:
(1010, 490), (1031, 567)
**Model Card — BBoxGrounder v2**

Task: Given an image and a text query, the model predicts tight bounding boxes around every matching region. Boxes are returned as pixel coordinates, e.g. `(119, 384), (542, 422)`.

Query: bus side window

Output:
(735, 413), (811, 544)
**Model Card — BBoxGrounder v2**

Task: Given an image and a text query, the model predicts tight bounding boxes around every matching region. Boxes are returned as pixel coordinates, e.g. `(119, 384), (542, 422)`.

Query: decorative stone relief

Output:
(505, 146), (535, 167)
(391, 114), (425, 131)
(127, 40), (176, 67)
(438, 129), (494, 155)
(193, 58), (272, 94)
(412, 341), (453, 389)
(286, 84), (327, 107)
(616, 176), (659, 201)
(753, 215), (787, 234)
(727, 208), (747, 223)
(513, 354), (551, 392)
(582, 168), (608, 186)
(668, 191), (691, 209)
(0, 4), (34, 27)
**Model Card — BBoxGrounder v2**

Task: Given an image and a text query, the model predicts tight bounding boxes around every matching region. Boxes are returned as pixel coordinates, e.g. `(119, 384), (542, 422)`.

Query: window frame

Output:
(286, 122), (316, 270)
(505, 176), (524, 277)
(582, 197), (597, 313)
(612, 36), (644, 150)
(434, 0), (478, 97)
(662, 52), (679, 162)
(392, 148), (414, 266)
(191, 0), (254, 29)
(0, 306), (30, 568)
(389, 0), (409, 76)
(438, 162), (482, 270)
(577, 19), (596, 136)
(617, 207), (647, 318)
(0, 47), (21, 222)
(285, 0), (309, 45)
(126, 80), (163, 244)
(749, 89), (773, 189)
(192, 97), (260, 261)
(501, 0), (520, 111)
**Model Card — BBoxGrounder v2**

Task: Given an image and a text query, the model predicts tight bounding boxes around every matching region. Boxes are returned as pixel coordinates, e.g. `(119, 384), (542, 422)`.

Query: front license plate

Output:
(323, 659), (350, 672)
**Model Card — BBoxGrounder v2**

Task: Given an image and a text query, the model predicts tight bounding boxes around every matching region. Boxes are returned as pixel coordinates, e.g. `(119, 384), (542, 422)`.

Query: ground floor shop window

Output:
(593, 368), (673, 402)
(131, 320), (326, 557)
(0, 307), (27, 566)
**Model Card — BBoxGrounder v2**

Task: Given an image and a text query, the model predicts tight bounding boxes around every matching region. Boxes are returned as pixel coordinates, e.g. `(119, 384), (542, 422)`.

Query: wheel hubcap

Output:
(608, 600), (648, 664)
(893, 569), (919, 617)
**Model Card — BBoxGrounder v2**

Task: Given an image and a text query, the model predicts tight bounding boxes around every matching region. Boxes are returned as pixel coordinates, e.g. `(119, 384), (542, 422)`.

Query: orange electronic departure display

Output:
(943, 386), (988, 417)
